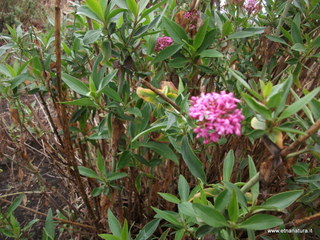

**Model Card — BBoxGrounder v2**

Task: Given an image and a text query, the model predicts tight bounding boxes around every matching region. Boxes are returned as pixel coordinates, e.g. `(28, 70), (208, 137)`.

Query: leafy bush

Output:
(0, 0), (319, 239)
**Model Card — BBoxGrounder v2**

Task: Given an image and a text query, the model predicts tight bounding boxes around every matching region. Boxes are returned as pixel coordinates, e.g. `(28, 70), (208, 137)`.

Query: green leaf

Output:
(181, 136), (206, 183)
(193, 204), (229, 227)
(98, 70), (117, 92)
(248, 156), (259, 204)
(215, 189), (231, 212)
(107, 172), (127, 181)
(62, 73), (90, 96)
(238, 214), (283, 230)
(228, 28), (265, 39)
(161, 16), (188, 44)
(108, 209), (121, 237)
(140, 0), (166, 19)
(193, 19), (208, 50)
(131, 124), (166, 142)
(228, 190), (239, 222)
(263, 190), (303, 209)
(223, 150), (235, 182)
(174, 229), (184, 240)
(78, 166), (101, 180)
(278, 87), (320, 120)
(291, 22), (303, 44)
(153, 44), (183, 64)
(266, 35), (288, 46)
(178, 202), (196, 217)
(126, 0), (139, 17)
(178, 175), (190, 201)
(43, 209), (56, 240)
(222, 20), (233, 37)
(7, 195), (23, 216)
(140, 142), (178, 163)
(120, 220), (129, 240)
(152, 207), (181, 226)
(199, 49), (223, 58)
(83, 30), (102, 44)
(60, 98), (96, 107)
(242, 93), (272, 120)
(99, 234), (121, 240)
(85, 0), (104, 21)
(102, 87), (122, 102)
(135, 219), (160, 240)
(291, 43), (305, 52)
(77, 6), (102, 22)
(158, 192), (180, 204)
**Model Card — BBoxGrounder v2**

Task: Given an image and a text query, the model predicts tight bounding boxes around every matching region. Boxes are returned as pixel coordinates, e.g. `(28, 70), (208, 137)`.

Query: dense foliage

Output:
(0, 0), (320, 239)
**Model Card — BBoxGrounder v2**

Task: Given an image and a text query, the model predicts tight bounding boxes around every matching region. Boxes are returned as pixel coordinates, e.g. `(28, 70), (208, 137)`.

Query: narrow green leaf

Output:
(153, 44), (183, 64)
(120, 220), (129, 240)
(199, 49), (223, 58)
(161, 17), (188, 44)
(181, 136), (206, 183)
(62, 73), (89, 96)
(126, 0), (139, 17)
(228, 190), (239, 222)
(43, 209), (56, 240)
(108, 209), (122, 237)
(242, 93), (272, 120)
(83, 30), (102, 44)
(152, 207), (181, 226)
(107, 172), (127, 181)
(178, 175), (190, 201)
(60, 98), (96, 107)
(278, 87), (320, 120)
(158, 192), (180, 204)
(228, 28), (265, 39)
(78, 166), (101, 180)
(223, 150), (235, 182)
(178, 202), (196, 217)
(248, 156), (259, 204)
(263, 190), (303, 209)
(193, 204), (229, 227)
(77, 6), (102, 22)
(98, 234), (121, 240)
(135, 219), (160, 240)
(291, 22), (303, 44)
(131, 125), (166, 142)
(193, 19), (208, 50)
(140, 142), (178, 163)
(266, 35), (288, 46)
(98, 70), (118, 92)
(239, 214), (283, 230)
(102, 87), (122, 102)
(85, 0), (104, 21)
(7, 195), (23, 216)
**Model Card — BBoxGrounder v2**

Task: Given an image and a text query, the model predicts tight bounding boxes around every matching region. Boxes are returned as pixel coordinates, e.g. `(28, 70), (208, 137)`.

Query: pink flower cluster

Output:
(189, 91), (244, 144)
(155, 36), (174, 52)
(183, 10), (200, 30)
(244, 0), (260, 14)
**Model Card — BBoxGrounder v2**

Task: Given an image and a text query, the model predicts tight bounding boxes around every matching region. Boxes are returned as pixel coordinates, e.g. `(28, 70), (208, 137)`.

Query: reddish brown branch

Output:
(281, 118), (320, 157)
(286, 212), (320, 228)
(55, 0), (62, 100)
(140, 79), (181, 112)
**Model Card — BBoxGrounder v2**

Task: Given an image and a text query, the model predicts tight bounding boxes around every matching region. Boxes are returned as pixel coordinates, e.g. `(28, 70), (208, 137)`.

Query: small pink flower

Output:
(155, 36), (174, 52)
(189, 91), (244, 144)
(244, 0), (260, 14)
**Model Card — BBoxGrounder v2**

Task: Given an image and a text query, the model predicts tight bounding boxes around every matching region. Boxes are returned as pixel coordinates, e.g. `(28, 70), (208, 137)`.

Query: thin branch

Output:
(281, 118), (320, 157)
(0, 198), (96, 231)
(55, 0), (62, 100)
(286, 212), (320, 228)
(140, 79), (181, 112)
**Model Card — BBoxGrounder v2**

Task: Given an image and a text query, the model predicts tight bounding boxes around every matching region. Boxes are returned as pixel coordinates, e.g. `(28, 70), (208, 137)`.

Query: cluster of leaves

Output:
(0, 0), (319, 239)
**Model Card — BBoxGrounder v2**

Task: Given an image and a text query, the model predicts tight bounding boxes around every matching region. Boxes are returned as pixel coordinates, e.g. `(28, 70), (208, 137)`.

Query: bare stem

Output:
(140, 79), (181, 112)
